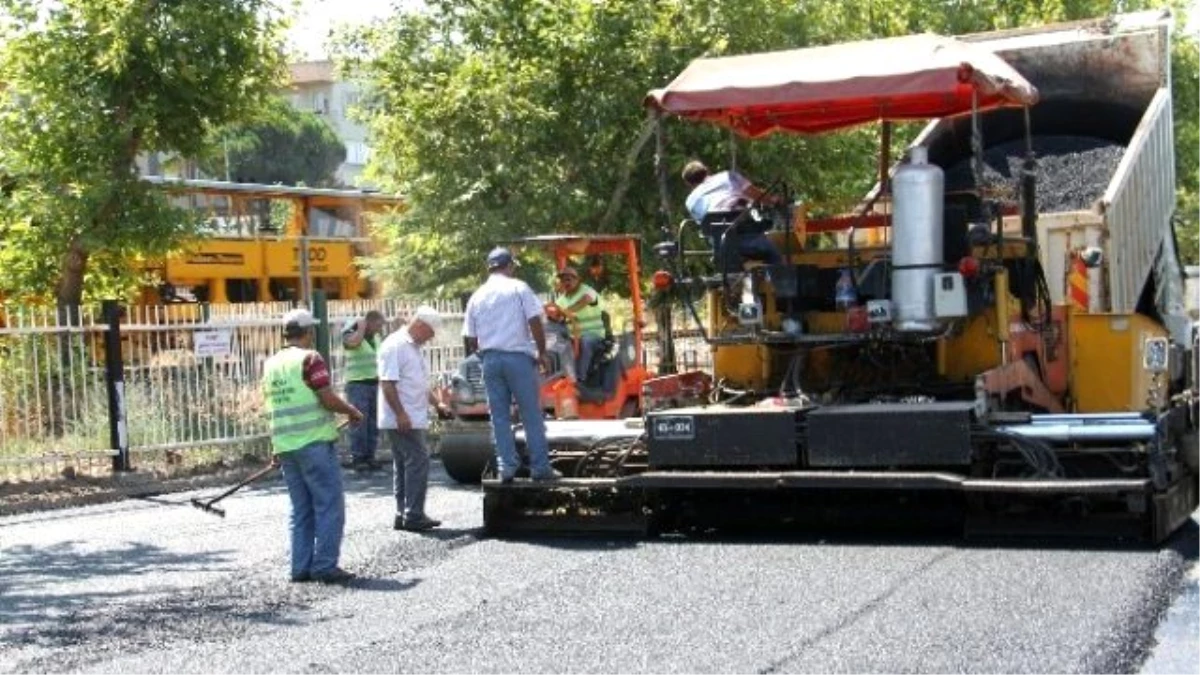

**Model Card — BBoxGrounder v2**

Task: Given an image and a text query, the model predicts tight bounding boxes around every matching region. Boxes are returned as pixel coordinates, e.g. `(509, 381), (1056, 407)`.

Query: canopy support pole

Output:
(879, 121), (892, 245)
(969, 89), (999, 254)
(655, 112), (670, 236)
(1020, 105), (1038, 242)
(878, 121), (892, 199)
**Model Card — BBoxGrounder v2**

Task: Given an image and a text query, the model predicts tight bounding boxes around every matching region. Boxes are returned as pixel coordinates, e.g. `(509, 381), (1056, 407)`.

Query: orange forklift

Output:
(438, 234), (652, 483)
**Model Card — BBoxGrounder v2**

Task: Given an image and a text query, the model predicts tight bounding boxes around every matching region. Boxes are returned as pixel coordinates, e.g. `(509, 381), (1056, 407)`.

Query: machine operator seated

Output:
(552, 266), (606, 382)
(681, 160), (783, 268)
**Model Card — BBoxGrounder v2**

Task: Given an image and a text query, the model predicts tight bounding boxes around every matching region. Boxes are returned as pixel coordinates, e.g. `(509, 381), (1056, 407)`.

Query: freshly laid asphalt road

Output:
(1, 462), (1196, 674)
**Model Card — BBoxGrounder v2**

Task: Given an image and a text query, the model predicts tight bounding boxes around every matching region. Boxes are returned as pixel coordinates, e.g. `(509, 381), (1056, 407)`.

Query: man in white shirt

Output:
(462, 247), (561, 483)
(378, 305), (448, 532)
(684, 162), (757, 221)
(681, 160), (783, 266)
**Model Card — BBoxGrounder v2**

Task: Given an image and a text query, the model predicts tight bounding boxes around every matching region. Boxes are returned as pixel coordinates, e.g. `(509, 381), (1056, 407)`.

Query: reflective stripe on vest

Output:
(555, 284), (604, 337)
(344, 333), (379, 382)
(262, 347), (338, 454)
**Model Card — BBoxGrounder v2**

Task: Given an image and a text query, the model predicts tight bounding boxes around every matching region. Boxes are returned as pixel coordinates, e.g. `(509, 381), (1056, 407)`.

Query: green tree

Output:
(199, 98), (347, 187)
(341, 0), (1198, 295)
(1171, 33), (1199, 266)
(0, 0), (289, 306)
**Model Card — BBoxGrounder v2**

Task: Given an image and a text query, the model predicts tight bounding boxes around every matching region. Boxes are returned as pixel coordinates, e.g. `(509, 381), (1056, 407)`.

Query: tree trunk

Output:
(53, 125), (136, 309)
(597, 116), (658, 232)
(55, 239), (89, 308)
(53, 243), (88, 439)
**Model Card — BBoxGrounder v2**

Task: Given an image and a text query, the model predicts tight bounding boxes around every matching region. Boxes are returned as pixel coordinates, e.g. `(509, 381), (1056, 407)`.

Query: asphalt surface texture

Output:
(1, 461), (1196, 674)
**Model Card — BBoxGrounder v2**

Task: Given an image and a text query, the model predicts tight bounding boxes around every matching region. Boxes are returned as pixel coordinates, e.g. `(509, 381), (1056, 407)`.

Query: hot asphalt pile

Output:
(944, 135), (1126, 212)
(1, 464), (1196, 674)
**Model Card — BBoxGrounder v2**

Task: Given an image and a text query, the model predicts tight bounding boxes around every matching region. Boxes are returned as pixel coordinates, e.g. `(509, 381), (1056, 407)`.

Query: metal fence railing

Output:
(0, 297), (712, 482)
(119, 304), (280, 455)
(0, 305), (111, 480)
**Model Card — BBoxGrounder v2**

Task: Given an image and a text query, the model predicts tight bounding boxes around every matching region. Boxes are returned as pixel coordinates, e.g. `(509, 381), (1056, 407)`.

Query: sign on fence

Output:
(193, 329), (233, 358)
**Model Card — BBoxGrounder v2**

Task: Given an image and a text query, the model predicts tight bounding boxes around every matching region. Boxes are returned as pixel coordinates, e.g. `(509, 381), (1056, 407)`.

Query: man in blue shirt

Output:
(681, 160), (783, 266)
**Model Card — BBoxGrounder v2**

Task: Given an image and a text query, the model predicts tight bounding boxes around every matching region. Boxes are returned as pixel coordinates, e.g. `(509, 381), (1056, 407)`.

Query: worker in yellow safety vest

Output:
(553, 266), (605, 383)
(263, 308), (363, 585)
(342, 310), (385, 472)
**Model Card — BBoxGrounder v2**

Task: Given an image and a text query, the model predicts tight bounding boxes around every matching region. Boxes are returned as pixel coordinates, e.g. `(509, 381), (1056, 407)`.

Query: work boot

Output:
(400, 515), (442, 532)
(531, 468), (563, 482)
(312, 567), (356, 585)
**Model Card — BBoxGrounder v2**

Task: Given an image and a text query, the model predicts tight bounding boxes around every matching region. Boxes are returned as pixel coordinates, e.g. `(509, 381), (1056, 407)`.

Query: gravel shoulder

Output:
(0, 463), (275, 518)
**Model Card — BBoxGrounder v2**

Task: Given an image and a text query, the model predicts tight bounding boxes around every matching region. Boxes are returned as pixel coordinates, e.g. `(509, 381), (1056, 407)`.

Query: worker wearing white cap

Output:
(262, 307), (363, 584)
(377, 305), (450, 531)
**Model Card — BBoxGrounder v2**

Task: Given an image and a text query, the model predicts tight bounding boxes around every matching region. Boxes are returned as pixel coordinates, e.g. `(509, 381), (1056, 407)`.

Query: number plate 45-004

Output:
(651, 416), (695, 440)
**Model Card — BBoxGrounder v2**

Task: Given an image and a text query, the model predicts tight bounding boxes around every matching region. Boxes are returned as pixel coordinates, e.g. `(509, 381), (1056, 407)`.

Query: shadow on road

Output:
(0, 542), (311, 660)
(0, 540), (236, 631)
(1163, 518), (1200, 561)
(394, 527), (482, 542)
(0, 539), (322, 654)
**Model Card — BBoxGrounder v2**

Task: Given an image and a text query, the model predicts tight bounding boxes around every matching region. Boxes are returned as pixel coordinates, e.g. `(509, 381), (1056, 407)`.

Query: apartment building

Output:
(287, 60), (373, 187)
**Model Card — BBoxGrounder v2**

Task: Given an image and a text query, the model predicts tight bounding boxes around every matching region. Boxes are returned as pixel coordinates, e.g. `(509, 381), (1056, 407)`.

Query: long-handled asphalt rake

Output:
(190, 464), (278, 518)
(189, 421), (353, 517)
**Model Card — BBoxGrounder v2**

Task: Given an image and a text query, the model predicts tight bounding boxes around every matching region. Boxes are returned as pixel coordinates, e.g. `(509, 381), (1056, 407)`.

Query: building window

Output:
(346, 141), (372, 165)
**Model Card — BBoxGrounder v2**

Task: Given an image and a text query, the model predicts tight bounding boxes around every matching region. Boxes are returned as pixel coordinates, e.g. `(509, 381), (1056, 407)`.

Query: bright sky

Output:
(285, 0), (402, 60)
(285, 0), (1200, 60)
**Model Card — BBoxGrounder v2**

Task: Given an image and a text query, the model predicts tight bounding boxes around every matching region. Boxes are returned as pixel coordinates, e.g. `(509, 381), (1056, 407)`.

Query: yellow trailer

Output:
(140, 177), (404, 305)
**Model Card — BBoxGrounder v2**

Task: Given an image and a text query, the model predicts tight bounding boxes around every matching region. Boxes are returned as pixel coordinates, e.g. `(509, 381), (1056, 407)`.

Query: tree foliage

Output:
(198, 98), (347, 187)
(0, 0), (289, 306)
(1171, 32), (1200, 266)
(344, 0), (1196, 296)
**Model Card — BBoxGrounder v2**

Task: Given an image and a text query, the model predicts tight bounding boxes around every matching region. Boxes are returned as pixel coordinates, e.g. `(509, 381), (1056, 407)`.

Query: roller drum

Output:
(439, 423), (495, 484)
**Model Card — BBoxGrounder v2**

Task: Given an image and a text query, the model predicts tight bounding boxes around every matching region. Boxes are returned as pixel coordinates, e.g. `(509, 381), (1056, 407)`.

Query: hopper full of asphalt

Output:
(943, 135), (1126, 213)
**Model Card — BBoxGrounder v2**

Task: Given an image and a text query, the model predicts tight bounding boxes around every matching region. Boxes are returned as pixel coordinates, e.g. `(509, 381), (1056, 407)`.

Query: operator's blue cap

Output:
(486, 247), (518, 270)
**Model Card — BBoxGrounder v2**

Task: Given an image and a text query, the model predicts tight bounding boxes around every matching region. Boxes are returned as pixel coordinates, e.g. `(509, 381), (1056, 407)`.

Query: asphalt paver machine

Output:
(480, 14), (1198, 542)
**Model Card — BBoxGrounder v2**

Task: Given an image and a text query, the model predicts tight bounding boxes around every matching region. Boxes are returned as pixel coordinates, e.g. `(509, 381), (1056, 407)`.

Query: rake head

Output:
(190, 497), (227, 518)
